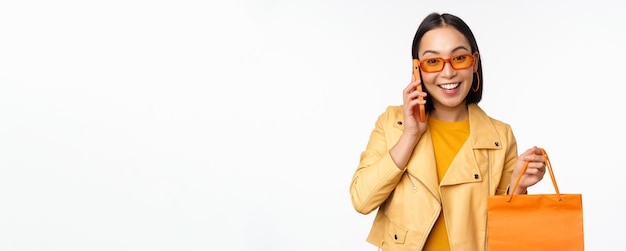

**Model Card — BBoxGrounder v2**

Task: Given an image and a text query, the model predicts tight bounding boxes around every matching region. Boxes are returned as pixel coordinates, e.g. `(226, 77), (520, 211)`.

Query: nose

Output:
(439, 61), (456, 77)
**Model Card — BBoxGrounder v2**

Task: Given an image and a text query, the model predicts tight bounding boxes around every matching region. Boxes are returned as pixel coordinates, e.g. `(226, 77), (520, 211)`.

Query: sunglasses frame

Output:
(417, 53), (478, 73)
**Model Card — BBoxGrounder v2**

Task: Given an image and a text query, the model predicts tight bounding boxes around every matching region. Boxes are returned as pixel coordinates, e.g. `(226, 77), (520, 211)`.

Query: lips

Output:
(438, 82), (460, 90)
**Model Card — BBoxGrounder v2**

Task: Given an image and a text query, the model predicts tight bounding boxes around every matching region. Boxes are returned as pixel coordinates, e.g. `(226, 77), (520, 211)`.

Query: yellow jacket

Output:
(350, 104), (517, 250)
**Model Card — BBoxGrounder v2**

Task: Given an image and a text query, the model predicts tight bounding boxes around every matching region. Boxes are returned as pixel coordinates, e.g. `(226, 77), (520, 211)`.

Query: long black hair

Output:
(411, 13), (483, 112)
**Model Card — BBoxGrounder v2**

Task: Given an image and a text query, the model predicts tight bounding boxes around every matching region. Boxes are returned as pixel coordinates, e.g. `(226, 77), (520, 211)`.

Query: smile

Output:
(438, 82), (460, 90)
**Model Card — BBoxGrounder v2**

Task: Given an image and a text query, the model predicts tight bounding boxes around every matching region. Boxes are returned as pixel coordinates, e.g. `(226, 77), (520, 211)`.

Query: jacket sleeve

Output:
(497, 125), (518, 195)
(350, 106), (405, 214)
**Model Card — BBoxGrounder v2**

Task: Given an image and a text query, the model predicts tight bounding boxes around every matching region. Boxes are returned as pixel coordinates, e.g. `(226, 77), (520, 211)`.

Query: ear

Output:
(473, 52), (480, 71)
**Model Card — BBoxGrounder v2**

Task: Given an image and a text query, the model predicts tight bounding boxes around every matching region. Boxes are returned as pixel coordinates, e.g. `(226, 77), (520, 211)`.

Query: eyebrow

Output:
(422, 45), (470, 56)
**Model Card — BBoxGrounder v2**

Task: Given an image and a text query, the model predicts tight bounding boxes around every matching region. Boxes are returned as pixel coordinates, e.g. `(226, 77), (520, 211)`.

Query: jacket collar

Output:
(402, 104), (503, 197)
(467, 104), (503, 150)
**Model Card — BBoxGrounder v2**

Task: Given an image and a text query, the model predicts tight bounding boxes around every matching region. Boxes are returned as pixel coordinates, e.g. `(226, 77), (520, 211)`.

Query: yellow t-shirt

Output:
(423, 116), (470, 251)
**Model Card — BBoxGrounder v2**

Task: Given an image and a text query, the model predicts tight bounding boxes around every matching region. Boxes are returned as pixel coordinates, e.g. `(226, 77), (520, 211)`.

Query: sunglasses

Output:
(416, 53), (476, 73)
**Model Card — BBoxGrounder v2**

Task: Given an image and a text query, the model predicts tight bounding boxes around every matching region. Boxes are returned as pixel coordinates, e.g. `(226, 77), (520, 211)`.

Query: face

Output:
(418, 26), (479, 111)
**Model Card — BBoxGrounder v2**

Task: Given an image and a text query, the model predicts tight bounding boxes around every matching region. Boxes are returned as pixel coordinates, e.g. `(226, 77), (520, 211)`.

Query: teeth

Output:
(439, 83), (460, 90)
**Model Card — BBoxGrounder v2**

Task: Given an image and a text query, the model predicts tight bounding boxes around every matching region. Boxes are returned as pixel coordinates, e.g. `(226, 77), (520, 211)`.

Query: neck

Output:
(430, 104), (469, 122)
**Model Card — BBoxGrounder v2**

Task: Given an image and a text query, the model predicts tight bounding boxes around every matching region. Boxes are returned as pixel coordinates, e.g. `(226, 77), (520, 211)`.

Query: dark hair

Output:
(411, 12), (483, 112)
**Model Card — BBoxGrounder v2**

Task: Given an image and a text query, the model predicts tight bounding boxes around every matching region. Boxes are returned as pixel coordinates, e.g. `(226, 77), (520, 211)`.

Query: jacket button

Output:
(494, 141), (500, 146)
(474, 174), (479, 179)
(397, 121), (403, 125)
(394, 234), (398, 240)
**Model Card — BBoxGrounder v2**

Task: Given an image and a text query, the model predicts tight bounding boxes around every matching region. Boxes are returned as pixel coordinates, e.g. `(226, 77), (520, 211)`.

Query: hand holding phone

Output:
(412, 59), (426, 122)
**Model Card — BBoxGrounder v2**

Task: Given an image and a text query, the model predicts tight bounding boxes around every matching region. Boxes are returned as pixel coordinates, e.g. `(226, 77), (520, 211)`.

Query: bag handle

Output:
(508, 148), (561, 202)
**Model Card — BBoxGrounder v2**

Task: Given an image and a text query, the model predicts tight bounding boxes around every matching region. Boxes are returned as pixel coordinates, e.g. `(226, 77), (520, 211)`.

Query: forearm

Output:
(350, 152), (405, 214)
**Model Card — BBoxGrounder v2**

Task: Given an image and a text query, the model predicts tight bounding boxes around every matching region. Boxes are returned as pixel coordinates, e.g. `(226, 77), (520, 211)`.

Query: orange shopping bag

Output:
(487, 148), (584, 251)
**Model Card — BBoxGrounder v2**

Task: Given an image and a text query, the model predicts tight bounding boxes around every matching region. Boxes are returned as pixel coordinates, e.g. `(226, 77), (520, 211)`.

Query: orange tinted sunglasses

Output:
(417, 53), (476, 73)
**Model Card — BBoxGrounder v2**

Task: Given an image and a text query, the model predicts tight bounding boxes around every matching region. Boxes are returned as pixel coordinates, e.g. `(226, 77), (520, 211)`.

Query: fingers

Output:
(403, 80), (427, 102)
(521, 149), (547, 178)
(524, 162), (546, 175)
(403, 79), (420, 94)
(522, 153), (544, 162)
(518, 146), (547, 174)
(521, 146), (543, 161)
(514, 146), (548, 189)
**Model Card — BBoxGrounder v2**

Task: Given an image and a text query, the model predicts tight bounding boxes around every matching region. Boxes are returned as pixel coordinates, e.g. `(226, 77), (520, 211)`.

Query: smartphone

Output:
(412, 59), (426, 122)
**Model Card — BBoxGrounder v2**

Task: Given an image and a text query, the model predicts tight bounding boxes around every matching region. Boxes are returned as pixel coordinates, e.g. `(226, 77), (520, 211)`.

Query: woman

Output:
(349, 12), (547, 250)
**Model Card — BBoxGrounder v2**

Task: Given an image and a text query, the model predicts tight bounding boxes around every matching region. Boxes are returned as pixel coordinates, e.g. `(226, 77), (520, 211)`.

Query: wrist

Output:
(400, 131), (422, 141)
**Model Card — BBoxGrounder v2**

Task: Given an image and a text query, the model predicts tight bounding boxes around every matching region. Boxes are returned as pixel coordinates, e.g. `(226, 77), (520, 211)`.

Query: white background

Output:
(1, 0), (624, 250)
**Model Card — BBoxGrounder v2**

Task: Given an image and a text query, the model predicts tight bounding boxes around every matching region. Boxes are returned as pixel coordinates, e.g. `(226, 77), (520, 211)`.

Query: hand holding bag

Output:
(487, 148), (585, 250)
